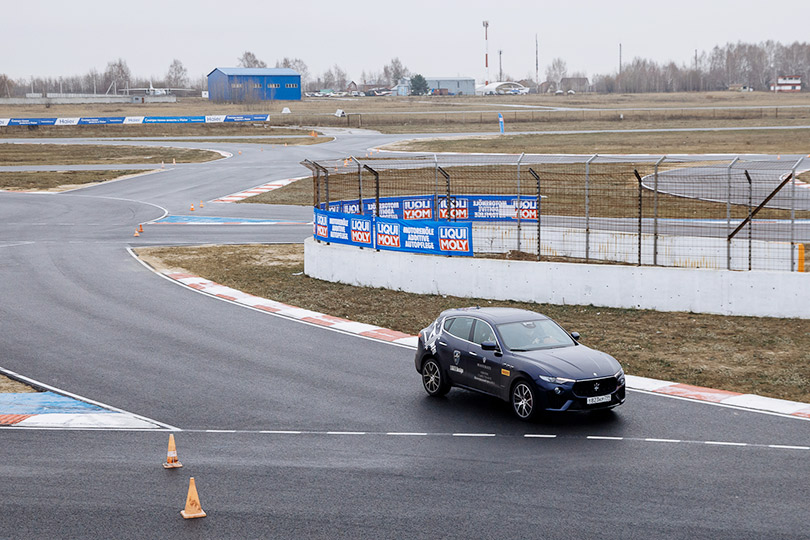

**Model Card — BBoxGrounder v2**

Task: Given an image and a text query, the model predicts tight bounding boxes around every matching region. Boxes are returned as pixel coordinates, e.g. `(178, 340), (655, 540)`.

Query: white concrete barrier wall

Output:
(305, 237), (809, 319)
(473, 224), (801, 271)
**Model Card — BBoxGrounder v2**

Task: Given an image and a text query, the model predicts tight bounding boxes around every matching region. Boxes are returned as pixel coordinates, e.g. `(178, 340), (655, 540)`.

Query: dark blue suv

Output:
(414, 307), (625, 420)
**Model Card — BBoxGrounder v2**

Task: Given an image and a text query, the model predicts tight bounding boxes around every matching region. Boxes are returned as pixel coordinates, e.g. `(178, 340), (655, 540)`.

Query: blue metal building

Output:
(207, 68), (301, 102)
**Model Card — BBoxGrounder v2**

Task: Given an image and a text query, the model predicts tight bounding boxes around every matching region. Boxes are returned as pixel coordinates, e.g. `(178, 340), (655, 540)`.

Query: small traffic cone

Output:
(138, 224), (143, 233)
(284, 143), (287, 147)
(190, 204), (195, 211)
(172, 158), (176, 165)
(199, 201), (204, 209)
(238, 150), (242, 155)
(133, 229), (140, 237)
(180, 477), (206, 519)
(163, 433), (183, 469)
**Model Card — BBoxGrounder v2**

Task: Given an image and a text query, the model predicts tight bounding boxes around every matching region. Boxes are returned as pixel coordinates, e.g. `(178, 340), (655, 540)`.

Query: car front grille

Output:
(573, 377), (618, 397)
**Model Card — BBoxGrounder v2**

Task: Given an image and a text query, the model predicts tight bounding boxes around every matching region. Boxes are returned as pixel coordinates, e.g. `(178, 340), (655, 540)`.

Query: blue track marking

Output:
(153, 215), (308, 225)
(0, 391), (110, 415)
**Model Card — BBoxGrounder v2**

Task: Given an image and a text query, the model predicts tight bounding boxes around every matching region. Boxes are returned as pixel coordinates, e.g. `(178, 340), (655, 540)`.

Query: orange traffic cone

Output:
(161, 161), (165, 169)
(138, 224), (144, 233)
(180, 477), (206, 519)
(133, 229), (140, 237)
(190, 204), (195, 211)
(238, 150), (242, 155)
(199, 201), (204, 209)
(163, 433), (183, 469)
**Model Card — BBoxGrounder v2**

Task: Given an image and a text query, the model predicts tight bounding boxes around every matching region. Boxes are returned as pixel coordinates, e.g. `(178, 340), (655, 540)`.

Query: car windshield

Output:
(496, 319), (575, 351)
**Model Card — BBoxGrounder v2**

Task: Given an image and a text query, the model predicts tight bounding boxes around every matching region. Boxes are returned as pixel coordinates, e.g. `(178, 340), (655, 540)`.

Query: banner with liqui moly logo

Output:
(313, 209), (473, 256)
(321, 195), (541, 222)
(314, 208), (373, 249)
(374, 217), (473, 256)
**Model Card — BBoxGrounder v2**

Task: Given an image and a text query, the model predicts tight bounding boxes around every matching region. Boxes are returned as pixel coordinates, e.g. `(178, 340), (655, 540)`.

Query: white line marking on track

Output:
(587, 436), (624, 441)
(326, 431), (367, 435)
(644, 438), (682, 443)
(452, 433), (496, 437)
(259, 430), (303, 434)
(524, 434), (557, 438)
(705, 441), (748, 447)
(386, 432), (429, 436)
(768, 444), (810, 450)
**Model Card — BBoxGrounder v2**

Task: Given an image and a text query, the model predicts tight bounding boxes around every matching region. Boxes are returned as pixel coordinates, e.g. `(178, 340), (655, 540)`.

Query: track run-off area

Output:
(1, 126), (809, 539)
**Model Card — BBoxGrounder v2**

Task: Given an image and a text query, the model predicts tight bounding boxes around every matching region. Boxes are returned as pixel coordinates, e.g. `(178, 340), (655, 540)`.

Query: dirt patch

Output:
(136, 243), (810, 404)
(0, 375), (36, 393)
(0, 169), (152, 191)
(0, 143), (221, 166)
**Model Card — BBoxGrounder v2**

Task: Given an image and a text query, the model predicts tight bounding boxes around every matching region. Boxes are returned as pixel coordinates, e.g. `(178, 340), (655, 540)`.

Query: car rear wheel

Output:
(511, 380), (539, 420)
(421, 358), (450, 397)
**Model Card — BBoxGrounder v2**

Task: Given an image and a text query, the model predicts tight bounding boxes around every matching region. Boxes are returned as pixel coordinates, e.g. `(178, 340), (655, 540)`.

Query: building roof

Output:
(425, 77), (475, 81)
(208, 68), (300, 77)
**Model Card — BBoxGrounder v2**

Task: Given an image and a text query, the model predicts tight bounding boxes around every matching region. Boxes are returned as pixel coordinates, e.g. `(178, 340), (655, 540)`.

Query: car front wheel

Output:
(421, 358), (450, 397)
(511, 380), (539, 420)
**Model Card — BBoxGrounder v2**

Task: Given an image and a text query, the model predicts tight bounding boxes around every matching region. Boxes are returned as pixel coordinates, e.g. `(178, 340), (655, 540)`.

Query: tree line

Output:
(1, 40), (807, 98)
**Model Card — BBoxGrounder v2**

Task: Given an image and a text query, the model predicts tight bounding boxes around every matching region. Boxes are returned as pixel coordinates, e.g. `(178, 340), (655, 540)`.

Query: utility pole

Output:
(483, 21), (490, 85)
(618, 43), (622, 92)
(535, 34), (539, 92)
(499, 50), (503, 81)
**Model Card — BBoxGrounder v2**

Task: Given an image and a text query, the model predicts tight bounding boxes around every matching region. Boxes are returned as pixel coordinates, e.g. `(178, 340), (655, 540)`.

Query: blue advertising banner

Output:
(313, 208), (473, 256)
(321, 194), (540, 222)
(2, 114), (273, 127)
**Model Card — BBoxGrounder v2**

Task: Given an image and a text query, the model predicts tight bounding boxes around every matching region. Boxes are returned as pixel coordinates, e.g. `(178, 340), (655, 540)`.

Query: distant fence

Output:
(303, 154), (810, 272)
(0, 114), (274, 127)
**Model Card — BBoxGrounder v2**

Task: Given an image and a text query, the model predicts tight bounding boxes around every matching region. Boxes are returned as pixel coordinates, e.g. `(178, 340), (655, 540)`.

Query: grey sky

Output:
(4, 0), (809, 84)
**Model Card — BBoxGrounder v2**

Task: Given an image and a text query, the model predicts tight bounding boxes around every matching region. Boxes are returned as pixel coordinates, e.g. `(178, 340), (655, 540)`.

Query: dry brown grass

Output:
(0, 375), (36, 393)
(0, 143), (220, 165)
(137, 136), (333, 146)
(0, 170), (148, 191)
(0, 123), (316, 139)
(388, 128), (810, 155)
(242, 164), (810, 221)
(136, 243), (810, 403)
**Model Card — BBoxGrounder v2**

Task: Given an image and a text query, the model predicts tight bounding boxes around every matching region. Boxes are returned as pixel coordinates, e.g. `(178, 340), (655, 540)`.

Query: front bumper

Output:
(537, 379), (626, 412)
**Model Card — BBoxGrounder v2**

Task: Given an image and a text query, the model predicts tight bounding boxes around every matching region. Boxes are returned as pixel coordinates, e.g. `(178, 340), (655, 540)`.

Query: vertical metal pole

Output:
(791, 159), (800, 271)
(314, 169), (321, 209)
(351, 156), (363, 214)
(516, 152), (525, 253)
(324, 169), (330, 211)
(634, 169), (643, 266)
(746, 170), (752, 271)
(726, 157), (739, 270)
(654, 156), (665, 266)
(529, 168), (541, 261)
(433, 154), (439, 221)
(585, 154), (597, 262)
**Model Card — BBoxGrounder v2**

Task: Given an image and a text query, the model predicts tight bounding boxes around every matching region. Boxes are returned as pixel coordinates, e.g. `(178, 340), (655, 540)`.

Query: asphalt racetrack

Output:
(1, 129), (808, 539)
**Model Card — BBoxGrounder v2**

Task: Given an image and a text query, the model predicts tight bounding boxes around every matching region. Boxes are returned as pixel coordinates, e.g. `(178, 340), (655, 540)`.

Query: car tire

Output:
(421, 358), (450, 397)
(511, 380), (539, 420)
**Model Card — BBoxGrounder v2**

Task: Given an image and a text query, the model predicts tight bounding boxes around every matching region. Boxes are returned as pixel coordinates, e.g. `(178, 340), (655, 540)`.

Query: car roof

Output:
(438, 307), (550, 324)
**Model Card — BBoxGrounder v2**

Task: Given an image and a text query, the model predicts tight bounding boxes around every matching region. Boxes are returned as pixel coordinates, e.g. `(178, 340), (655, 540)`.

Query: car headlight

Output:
(538, 375), (575, 384)
(615, 368), (625, 385)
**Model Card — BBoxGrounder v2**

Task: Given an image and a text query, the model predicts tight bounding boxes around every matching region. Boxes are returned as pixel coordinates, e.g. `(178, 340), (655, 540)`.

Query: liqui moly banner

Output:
(321, 195), (541, 222)
(313, 209), (473, 256)
(375, 218), (473, 256)
(314, 208), (373, 249)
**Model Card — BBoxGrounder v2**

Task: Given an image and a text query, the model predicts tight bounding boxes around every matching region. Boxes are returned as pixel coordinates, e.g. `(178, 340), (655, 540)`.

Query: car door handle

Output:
(469, 351), (478, 357)
(439, 341), (447, 346)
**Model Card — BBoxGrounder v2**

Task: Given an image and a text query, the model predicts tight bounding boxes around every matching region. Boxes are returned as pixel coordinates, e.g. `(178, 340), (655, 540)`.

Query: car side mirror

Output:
(481, 340), (498, 351)
(570, 332), (580, 342)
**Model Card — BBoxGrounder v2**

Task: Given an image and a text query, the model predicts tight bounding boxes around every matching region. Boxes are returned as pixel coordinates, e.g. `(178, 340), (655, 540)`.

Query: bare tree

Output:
(382, 58), (409, 86)
(238, 51), (267, 68)
(103, 58), (131, 93)
(275, 57), (310, 86)
(165, 59), (189, 88)
(545, 58), (567, 89)
(0, 74), (14, 97)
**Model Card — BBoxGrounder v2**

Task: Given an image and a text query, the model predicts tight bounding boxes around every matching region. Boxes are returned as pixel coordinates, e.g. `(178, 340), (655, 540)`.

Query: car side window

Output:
(443, 317), (474, 341)
(471, 319), (497, 346)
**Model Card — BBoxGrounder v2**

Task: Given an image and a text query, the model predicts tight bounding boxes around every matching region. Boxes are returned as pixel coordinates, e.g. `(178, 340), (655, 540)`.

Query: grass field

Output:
(137, 244), (810, 404)
(0, 170), (148, 191)
(0, 143), (220, 166)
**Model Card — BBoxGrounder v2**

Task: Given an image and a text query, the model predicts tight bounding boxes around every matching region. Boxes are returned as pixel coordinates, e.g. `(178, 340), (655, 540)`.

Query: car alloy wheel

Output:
(512, 381), (536, 420)
(422, 358), (449, 396)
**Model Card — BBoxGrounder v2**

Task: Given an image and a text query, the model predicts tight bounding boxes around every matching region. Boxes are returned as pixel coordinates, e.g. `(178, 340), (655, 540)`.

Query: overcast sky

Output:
(4, 0), (809, 84)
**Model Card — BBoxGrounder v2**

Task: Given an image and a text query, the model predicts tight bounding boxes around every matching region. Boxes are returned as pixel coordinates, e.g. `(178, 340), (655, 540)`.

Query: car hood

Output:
(512, 345), (620, 380)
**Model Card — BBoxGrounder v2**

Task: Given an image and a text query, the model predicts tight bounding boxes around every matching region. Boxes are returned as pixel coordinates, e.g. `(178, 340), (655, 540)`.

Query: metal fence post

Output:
(528, 168), (541, 261)
(516, 153), (525, 253)
(350, 156), (363, 214)
(746, 170), (752, 271)
(585, 154), (597, 261)
(433, 154), (439, 221)
(726, 157), (740, 270)
(653, 156), (665, 266)
(437, 166), (451, 221)
(791, 159), (800, 271)
(633, 169), (643, 266)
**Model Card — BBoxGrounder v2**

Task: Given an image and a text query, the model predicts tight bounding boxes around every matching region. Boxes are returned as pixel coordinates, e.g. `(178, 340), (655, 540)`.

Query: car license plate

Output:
(587, 394), (612, 405)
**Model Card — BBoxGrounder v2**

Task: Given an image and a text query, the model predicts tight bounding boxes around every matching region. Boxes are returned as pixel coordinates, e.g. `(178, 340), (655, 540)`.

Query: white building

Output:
(770, 76), (802, 92)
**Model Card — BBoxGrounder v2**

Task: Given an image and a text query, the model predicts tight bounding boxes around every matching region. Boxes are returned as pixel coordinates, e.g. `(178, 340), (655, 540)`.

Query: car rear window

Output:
(443, 317), (474, 341)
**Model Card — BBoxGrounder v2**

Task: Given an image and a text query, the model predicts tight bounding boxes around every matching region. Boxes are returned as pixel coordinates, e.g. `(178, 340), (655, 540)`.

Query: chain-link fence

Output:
(303, 154), (810, 272)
